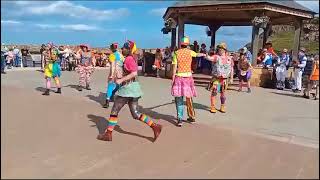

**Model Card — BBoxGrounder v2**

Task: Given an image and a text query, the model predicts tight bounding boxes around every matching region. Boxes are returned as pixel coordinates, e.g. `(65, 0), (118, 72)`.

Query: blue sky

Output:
(1, 1), (319, 51)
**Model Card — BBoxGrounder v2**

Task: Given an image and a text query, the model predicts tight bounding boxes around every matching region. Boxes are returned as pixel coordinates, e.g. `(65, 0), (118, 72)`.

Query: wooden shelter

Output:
(162, 0), (316, 65)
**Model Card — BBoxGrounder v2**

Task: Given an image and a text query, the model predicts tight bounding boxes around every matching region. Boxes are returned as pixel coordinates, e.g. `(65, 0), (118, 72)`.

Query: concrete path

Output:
(1, 69), (319, 178)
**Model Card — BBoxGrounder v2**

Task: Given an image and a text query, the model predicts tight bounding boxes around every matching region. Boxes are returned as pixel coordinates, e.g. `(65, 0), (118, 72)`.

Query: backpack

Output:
(303, 60), (314, 76)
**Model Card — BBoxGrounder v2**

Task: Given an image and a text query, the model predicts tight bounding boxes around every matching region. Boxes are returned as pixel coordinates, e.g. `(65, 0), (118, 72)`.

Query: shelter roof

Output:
(163, 0), (316, 26)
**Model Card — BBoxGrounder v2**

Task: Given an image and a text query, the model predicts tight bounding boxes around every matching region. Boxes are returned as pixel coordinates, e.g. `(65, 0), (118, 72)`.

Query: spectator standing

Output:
(13, 46), (21, 67)
(40, 44), (46, 70)
(237, 52), (252, 93)
(242, 47), (252, 64)
(1, 49), (6, 74)
(265, 42), (279, 65)
(303, 55), (319, 99)
(200, 43), (211, 74)
(57, 46), (65, 70)
(192, 41), (200, 72)
(153, 48), (163, 78)
(21, 46), (29, 67)
(292, 47), (307, 93)
(275, 49), (290, 90)
(261, 48), (273, 67)
(6, 48), (14, 69)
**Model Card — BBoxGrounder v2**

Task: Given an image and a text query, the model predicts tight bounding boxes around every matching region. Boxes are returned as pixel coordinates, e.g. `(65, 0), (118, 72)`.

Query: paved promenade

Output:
(1, 69), (319, 178)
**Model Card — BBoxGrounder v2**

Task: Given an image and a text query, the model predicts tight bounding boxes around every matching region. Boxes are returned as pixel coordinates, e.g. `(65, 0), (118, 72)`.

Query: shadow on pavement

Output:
(86, 92), (106, 106)
(150, 99), (210, 111)
(271, 92), (304, 98)
(87, 114), (153, 142)
(63, 84), (79, 90)
(35, 87), (56, 93)
(35, 87), (47, 92)
(137, 105), (178, 126)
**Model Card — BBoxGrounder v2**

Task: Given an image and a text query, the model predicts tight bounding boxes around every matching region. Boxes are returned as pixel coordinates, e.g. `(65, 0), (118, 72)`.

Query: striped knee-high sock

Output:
(107, 115), (118, 131)
(139, 114), (154, 127)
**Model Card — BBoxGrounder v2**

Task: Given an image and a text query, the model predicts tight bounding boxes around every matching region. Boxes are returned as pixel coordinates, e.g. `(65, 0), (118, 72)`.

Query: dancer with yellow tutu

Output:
(42, 43), (62, 96)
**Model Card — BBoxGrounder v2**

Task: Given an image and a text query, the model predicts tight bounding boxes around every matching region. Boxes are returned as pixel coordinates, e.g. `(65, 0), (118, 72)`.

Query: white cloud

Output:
(60, 24), (99, 31)
(35, 23), (99, 31)
(1, 20), (22, 24)
(11, 1), (130, 21)
(35, 24), (56, 29)
(35, 23), (127, 32)
(149, 8), (167, 16)
(296, 1), (319, 13)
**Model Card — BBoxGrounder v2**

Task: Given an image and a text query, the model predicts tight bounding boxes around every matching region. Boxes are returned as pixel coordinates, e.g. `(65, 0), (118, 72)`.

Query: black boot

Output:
(276, 81), (281, 89)
(55, 88), (61, 94)
(86, 84), (91, 90)
(103, 99), (109, 108)
(42, 89), (50, 96)
(280, 81), (285, 90)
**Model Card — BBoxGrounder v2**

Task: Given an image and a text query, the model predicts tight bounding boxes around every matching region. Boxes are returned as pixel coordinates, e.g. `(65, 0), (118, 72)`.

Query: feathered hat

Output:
(180, 36), (190, 46)
(123, 40), (137, 54)
(110, 43), (119, 50)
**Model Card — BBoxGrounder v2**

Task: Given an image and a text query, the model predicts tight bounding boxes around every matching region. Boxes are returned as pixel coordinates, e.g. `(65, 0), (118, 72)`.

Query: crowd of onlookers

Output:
(1, 44), (117, 74)
(144, 40), (318, 98)
(1, 45), (31, 73)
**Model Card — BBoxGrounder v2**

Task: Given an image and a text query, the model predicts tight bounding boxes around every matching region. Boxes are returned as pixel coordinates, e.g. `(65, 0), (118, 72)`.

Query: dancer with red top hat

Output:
(171, 36), (206, 127)
(103, 43), (124, 108)
(205, 42), (232, 113)
(97, 40), (162, 142)
(75, 44), (95, 91)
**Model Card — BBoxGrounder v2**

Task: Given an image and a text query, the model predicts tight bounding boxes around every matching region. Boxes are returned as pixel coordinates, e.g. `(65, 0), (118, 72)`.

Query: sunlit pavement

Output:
(1, 69), (318, 178)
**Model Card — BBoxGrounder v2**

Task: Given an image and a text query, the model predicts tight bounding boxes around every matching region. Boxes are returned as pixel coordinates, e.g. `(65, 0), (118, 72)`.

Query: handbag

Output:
(285, 71), (295, 89)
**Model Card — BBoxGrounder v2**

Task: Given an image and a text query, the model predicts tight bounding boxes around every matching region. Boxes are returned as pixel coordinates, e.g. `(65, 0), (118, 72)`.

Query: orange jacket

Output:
(310, 61), (319, 81)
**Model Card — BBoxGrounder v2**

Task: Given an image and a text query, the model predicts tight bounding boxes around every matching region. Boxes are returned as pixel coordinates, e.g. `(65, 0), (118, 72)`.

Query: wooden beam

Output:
(171, 28), (177, 50)
(264, 5), (313, 19)
(263, 24), (272, 47)
(209, 25), (222, 49)
(184, 16), (251, 26)
(185, 21), (250, 26)
(167, 3), (314, 20)
(270, 16), (295, 25)
(292, 18), (302, 61)
(177, 15), (185, 48)
(176, 4), (268, 13)
(251, 25), (260, 66)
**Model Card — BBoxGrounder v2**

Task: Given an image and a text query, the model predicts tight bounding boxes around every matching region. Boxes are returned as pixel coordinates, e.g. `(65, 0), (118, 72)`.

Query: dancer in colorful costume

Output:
(171, 36), (206, 126)
(42, 42), (62, 95)
(97, 40), (162, 142)
(237, 51), (252, 93)
(275, 49), (290, 90)
(103, 43), (124, 108)
(205, 42), (232, 113)
(76, 44), (95, 91)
